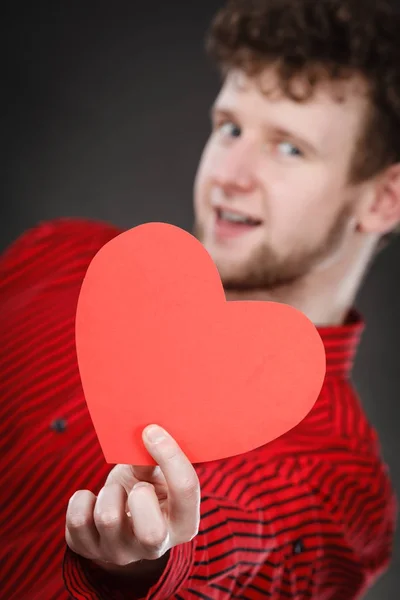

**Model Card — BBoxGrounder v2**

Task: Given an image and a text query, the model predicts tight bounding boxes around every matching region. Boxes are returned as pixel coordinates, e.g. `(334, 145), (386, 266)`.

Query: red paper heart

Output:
(76, 223), (326, 465)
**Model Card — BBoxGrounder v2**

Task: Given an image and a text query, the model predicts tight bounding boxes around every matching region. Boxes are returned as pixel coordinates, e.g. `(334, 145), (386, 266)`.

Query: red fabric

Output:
(0, 219), (396, 600)
(0, 219), (119, 600)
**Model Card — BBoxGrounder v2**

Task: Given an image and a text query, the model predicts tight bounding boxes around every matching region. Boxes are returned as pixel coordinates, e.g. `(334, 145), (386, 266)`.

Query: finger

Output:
(105, 464), (167, 492)
(142, 425), (200, 542)
(66, 490), (99, 559)
(94, 483), (134, 564)
(128, 481), (169, 560)
(132, 465), (167, 486)
(105, 464), (137, 494)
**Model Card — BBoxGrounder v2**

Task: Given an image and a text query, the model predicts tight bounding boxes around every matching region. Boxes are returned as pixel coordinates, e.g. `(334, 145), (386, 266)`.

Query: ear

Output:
(358, 164), (400, 235)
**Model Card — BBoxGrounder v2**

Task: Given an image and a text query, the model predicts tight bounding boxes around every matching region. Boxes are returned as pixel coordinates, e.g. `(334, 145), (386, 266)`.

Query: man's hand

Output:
(65, 425), (200, 571)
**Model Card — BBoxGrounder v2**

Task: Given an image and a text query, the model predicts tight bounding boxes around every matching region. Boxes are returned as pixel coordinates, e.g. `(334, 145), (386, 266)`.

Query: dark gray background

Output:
(2, 2), (399, 597)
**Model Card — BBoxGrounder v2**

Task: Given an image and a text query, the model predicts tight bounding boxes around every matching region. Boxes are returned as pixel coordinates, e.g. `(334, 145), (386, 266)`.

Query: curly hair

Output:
(206, 0), (400, 186)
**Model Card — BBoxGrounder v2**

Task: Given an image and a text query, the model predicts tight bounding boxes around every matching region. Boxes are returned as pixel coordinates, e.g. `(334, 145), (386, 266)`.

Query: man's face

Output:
(193, 68), (370, 290)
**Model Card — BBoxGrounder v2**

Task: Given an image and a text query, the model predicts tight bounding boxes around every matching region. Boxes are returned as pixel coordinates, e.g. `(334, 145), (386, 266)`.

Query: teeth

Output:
(220, 210), (252, 224)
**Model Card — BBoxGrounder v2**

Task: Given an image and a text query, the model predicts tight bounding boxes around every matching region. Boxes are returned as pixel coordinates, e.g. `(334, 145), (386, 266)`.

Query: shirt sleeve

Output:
(63, 448), (396, 599)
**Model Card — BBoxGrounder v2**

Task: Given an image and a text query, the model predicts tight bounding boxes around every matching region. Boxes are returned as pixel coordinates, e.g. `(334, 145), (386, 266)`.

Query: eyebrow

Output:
(210, 105), (319, 156)
(210, 105), (236, 121)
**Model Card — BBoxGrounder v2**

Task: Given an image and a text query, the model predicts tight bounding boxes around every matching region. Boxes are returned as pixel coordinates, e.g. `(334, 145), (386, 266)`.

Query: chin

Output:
(210, 252), (251, 279)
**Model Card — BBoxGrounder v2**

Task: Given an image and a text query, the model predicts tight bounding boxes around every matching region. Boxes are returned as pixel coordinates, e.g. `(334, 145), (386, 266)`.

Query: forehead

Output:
(214, 69), (370, 152)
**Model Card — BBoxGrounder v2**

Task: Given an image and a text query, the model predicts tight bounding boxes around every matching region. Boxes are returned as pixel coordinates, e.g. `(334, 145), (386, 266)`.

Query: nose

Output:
(211, 139), (257, 195)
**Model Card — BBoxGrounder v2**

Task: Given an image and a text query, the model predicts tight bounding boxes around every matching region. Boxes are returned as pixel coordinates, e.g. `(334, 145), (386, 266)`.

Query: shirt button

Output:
(293, 539), (305, 555)
(50, 418), (67, 433)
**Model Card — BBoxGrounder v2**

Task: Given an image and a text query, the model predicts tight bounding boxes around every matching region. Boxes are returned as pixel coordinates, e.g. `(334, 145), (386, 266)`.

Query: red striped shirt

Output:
(0, 219), (396, 600)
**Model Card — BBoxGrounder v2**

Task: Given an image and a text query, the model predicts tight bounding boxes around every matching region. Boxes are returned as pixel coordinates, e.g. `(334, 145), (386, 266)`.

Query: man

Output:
(62, 0), (400, 598)
(1, 0), (399, 598)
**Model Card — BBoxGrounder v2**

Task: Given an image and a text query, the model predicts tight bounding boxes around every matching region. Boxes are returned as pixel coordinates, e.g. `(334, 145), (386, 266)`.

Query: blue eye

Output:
(218, 121), (241, 138)
(278, 141), (302, 157)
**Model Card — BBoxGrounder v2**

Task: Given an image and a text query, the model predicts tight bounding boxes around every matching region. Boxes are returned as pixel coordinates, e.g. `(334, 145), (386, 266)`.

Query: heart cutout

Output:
(76, 223), (326, 465)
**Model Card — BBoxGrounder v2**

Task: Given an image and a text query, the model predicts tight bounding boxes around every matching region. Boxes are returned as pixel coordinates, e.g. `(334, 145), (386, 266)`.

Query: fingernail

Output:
(144, 425), (166, 444)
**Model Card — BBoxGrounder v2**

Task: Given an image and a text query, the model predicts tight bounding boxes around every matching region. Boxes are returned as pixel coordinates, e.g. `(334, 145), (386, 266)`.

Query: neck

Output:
(224, 235), (377, 327)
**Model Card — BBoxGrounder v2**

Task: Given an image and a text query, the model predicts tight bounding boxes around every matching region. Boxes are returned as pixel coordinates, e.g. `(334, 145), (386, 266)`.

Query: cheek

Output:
(193, 166), (205, 215)
(193, 142), (215, 212)
(265, 170), (342, 240)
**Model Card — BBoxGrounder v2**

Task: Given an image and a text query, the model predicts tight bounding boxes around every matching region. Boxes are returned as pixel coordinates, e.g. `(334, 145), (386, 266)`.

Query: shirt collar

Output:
(317, 310), (364, 378)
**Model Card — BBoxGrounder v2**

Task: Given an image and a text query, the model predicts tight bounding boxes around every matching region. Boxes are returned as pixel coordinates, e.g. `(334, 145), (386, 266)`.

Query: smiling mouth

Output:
(216, 208), (262, 226)
(214, 208), (263, 240)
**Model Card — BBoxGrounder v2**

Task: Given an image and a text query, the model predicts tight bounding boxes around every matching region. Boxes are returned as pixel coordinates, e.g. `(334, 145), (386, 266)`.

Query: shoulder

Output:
(1, 218), (121, 265)
(0, 218), (122, 295)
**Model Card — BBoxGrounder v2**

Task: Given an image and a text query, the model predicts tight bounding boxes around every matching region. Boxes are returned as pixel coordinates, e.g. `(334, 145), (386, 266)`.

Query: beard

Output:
(193, 204), (353, 292)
